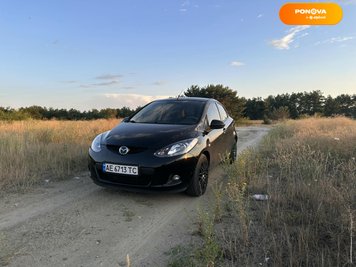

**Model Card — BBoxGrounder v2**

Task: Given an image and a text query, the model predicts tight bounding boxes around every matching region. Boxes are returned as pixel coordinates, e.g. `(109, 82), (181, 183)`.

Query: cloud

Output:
(94, 81), (119, 86)
(95, 74), (123, 80)
(230, 61), (245, 67)
(179, 0), (198, 12)
(314, 36), (355, 46)
(80, 80), (119, 88)
(62, 80), (77, 84)
(181, 0), (190, 7)
(179, 0), (189, 12)
(97, 93), (170, 108)
(80, 74), (123, 88)
(298, 32), (309, 39)
(257, 14), (263, 18)
(121, 86), (135, 90)
(271, 26), (310, 50)
(153, 80), (167, 86)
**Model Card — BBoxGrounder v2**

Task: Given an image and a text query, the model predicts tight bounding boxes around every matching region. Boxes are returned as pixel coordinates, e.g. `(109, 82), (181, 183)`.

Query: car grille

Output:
(106, 145), (147, 155)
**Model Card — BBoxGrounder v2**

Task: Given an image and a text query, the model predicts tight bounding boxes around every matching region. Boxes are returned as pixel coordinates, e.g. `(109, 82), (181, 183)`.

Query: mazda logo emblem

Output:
(118, 146), (129, 155)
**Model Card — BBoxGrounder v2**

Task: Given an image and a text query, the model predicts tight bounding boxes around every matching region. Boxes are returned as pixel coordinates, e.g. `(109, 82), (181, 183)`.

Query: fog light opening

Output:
(172, 175), (181, 181)
(166, 174), (182, 186)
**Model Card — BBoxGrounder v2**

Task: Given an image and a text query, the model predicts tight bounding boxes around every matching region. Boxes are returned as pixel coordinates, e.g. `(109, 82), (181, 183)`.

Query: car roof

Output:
(153, 97), (215, 103)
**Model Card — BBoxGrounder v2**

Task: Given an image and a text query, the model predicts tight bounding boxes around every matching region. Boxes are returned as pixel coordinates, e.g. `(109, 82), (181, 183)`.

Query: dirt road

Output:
(0, 126), (269, 267)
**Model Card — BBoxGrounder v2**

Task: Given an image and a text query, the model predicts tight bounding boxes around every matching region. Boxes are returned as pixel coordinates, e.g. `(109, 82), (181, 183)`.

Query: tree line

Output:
(0, 106), (138, 121)
(185, 85), (355, 120)
(245, 91), (355, 120)
(1, 85), (355, 121)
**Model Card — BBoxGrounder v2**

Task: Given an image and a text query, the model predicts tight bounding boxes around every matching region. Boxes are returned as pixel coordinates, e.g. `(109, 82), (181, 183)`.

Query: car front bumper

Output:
(88, 147), (199, 192)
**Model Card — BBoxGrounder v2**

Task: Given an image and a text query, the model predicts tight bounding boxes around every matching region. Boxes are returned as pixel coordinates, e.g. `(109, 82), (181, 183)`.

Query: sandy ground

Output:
(0, 126), (270, 267)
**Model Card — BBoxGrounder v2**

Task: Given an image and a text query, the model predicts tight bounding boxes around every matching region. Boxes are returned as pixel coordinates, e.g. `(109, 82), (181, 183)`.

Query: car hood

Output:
(104, 122), (199, 149)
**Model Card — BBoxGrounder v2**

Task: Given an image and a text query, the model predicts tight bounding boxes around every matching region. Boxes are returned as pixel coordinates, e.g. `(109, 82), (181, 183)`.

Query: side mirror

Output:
(123, 117), (130, 122)
(210, 119), (225, 129)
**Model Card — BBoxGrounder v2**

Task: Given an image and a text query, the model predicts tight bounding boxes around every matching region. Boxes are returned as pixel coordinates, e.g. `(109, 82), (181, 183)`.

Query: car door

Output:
(216, 102), (236, 155)
(205, 102), (226, 166)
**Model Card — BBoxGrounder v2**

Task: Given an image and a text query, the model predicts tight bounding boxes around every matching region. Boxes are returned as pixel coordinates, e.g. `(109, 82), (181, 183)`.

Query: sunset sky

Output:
(1, 0), (355, 110)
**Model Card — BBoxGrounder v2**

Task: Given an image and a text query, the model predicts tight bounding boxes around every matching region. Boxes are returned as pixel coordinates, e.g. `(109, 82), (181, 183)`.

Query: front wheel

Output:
(186, 154), (209, 197)
(229, 142), (237, 164)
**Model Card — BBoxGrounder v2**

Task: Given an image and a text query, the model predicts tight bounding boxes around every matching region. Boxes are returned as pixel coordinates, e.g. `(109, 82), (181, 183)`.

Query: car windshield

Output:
(129, 100), (205, 125)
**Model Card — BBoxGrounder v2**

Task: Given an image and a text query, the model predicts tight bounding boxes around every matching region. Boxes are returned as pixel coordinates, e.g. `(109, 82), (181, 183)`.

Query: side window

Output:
(206, 103), (221, 125)
(217, 103), (228, 121)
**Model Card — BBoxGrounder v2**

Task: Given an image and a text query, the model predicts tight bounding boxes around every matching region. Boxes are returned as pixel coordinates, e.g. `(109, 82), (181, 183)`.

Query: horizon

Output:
(1, 89), (353, 112)
(1, 0), (355, 110)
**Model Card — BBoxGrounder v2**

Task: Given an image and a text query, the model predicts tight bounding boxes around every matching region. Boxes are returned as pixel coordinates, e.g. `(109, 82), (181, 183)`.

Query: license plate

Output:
(102, 163), (139, 176)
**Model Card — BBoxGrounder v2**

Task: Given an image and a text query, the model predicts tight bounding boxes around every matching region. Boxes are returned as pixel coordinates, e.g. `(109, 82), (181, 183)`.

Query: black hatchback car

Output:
(88, 97), (237, 196)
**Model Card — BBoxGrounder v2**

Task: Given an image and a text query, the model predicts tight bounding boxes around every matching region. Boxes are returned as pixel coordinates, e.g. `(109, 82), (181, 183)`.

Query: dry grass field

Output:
(1, 117), (355, 265)
(0, 119), (120, 192)
(170, 117), (355, 266)
(221, 117), (356, 266)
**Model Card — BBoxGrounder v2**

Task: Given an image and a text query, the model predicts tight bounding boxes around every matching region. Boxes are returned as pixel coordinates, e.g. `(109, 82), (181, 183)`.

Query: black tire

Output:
(186, 154), (209, 197)
(229, 142), (237, 164)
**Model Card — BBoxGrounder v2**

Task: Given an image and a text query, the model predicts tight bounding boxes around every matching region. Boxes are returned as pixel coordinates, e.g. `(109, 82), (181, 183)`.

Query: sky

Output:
(0, 0), (355, 110)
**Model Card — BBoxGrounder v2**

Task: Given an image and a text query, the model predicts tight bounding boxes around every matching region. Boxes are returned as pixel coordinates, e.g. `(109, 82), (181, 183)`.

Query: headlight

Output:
(154, 138), (198, 157)
(91, 131), (110, 152)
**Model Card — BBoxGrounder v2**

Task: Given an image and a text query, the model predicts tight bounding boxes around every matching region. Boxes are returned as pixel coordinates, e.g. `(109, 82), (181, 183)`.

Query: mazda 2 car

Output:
(88, 97), (237, 196)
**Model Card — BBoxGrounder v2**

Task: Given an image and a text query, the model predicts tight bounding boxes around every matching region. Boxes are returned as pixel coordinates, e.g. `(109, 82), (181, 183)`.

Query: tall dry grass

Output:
(0, 119), (120, 191)
(221, 117), (355, 266)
